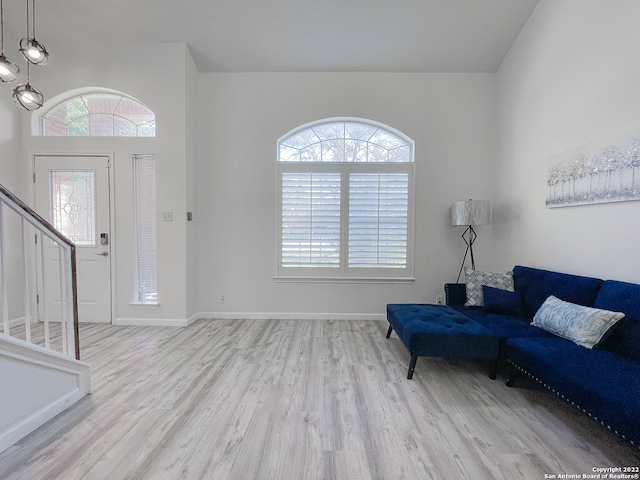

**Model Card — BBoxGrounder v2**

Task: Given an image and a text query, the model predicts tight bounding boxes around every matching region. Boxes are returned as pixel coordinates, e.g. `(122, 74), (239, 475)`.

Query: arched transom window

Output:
(277, 118), (415, 280)
(41, 92), (155, 137)
(279, 120), (411, 163)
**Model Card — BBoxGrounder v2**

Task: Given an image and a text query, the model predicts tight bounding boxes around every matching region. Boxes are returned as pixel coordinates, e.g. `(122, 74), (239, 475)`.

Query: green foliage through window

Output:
(277, 118), (415, 278)
(42, 92), (155, 137)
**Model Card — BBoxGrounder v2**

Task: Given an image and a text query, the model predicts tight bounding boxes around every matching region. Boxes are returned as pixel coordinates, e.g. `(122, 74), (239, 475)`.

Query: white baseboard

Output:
(114, 312), (386, 327)
(0, 336), (91, 454)
(0, 388), (86, 454)
(113, 317), (190, 327)
(115, 311), (207, 327)
(7, 316), (25, 329)
(194, 312), (387, 321)
(6, 317), (102, 327)
(0, 335), (91, 391)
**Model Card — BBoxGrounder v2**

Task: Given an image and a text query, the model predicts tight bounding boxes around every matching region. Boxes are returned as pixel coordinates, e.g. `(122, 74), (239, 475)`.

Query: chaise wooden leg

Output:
(489, 358), (498, 380)
(385, 325), (393, 338)
(407, 355), (418, 379)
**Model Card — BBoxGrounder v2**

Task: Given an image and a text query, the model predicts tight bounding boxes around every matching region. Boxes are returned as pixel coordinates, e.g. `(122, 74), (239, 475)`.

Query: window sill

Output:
(273, 276), (415, 284)
(129, 302), (160, 309)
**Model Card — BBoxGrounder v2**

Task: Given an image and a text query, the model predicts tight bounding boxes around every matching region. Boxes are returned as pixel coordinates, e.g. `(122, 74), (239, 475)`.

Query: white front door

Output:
(34, 155), (112, 324)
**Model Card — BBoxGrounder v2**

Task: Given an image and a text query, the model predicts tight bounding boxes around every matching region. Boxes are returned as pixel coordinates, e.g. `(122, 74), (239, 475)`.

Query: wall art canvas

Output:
(546, 128), (640, 208)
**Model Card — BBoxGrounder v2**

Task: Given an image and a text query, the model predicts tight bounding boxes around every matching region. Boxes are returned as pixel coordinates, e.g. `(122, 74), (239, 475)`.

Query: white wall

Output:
(6, 1), (640, 325)
(185, 48), (200, 321)
(0, 92), (23, 192)
(496, 0), (640, 283)
(196, 73), (498, 317)
(0, 336), (90, 454)
(0, 85), (28, 322)
(22, 42), (192, 324)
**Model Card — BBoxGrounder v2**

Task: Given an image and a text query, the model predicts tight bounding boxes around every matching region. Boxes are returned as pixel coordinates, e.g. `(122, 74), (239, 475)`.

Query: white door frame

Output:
(31, 152), (116, 325)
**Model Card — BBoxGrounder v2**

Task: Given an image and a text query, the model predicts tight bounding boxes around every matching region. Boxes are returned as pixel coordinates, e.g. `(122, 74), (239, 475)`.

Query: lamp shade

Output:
(12, 82), (44, 110)
(0, 54), (20, 82)
(451, 199), (491, 226)
(19, 37), (49, 66)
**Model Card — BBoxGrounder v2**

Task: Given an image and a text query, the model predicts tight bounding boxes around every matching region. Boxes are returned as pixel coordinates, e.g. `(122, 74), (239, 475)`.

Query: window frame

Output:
(132, 154), (158, 304)
(276, 118), (415, 283)
(32, 87), (156, 137)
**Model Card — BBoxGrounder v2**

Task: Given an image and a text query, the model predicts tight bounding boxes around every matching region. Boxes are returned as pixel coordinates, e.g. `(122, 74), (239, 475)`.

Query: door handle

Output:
(94, 251), (109, 256)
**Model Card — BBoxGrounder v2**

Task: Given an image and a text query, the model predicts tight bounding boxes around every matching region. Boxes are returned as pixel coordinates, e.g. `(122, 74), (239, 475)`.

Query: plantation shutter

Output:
(348, 172), (408, 268)
(281, 172), (341, 267)
(278, 118), (414, 278)
(133, 154), (157, 302)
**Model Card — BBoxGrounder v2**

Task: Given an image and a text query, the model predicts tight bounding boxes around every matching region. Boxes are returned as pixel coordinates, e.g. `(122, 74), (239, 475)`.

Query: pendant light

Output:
(0, 0), (20, 82)
(19, 0), (48, 66)
(13, 0), (46, 110)
(12, 61), (43, 110)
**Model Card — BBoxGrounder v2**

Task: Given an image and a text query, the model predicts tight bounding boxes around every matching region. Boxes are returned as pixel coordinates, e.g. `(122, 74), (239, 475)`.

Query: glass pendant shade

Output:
(19, 37), (48, 65)
(2, 0), (49, 108)
(12, 82), (44, 110)
(0, 0), (20, 82)
(0, 54), (20, 82)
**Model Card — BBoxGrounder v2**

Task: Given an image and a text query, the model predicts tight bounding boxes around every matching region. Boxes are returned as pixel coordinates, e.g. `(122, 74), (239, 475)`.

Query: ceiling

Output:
(3, 0), (539, 73)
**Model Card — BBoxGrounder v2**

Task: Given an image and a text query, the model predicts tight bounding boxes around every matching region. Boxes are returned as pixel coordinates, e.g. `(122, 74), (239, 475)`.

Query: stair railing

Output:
(0, 183), (79, 360)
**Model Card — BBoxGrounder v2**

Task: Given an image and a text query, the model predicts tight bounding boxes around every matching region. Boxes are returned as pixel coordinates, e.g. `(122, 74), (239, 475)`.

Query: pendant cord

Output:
(31, 0), (35, 39)
(0, 0), (4, 53)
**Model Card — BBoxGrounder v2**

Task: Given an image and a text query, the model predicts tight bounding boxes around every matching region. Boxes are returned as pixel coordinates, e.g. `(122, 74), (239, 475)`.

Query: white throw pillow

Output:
(532, 295), (625, 349)
(464, 268), (514, 307)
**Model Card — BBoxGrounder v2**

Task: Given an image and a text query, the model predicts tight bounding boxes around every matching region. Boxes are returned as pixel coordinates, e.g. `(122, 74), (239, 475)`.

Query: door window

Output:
(50, 170), (96, 246)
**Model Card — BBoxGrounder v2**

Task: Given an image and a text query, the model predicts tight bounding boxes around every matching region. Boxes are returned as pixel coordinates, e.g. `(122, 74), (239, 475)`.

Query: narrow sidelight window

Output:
(133, 154), (157, 303)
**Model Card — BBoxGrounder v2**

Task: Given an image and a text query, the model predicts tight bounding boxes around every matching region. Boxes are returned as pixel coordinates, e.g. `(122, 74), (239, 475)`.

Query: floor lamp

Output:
(451, 199), (491, 282)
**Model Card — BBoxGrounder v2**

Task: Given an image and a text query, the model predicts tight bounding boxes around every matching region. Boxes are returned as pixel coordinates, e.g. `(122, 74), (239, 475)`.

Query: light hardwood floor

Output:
(1, 319), (638, 479)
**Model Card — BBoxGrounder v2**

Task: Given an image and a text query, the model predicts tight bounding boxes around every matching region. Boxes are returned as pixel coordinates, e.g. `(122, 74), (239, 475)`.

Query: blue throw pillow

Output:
(465, 268), (514, 307)
(482, 286), (525, 318)
(532, 295), (625, 349)
(593, 280), (640, 362)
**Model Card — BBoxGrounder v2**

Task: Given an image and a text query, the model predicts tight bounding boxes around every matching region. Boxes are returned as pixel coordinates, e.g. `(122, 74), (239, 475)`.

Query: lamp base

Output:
(456, 225), (477, 283)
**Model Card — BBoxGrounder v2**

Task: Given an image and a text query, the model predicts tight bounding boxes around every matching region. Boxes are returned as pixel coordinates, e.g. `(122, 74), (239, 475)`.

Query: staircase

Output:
(0, 184), (90, 454)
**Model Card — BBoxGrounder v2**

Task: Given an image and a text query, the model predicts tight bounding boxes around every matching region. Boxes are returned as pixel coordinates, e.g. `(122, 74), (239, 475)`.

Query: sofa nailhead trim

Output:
(506, 359), (639, 450)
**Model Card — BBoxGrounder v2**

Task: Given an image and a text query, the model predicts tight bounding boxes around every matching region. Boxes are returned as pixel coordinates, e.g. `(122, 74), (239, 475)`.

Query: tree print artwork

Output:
(547, 128), (640, 207)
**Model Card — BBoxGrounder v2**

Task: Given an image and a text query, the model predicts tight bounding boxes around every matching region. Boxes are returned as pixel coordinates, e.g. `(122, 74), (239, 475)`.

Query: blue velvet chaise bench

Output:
(385, 303), (499, 379)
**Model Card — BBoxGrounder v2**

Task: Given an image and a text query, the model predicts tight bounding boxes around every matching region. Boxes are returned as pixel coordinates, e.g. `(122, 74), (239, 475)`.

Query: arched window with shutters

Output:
(277, 117), (415, 280)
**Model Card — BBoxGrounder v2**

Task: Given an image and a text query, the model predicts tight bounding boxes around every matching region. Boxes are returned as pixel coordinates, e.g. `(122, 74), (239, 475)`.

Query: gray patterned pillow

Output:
(465, 268), (514, 307)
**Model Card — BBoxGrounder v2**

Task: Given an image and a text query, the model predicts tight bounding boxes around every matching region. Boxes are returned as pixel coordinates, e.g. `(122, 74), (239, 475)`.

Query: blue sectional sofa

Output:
(441, 265), (640, 449)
